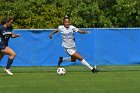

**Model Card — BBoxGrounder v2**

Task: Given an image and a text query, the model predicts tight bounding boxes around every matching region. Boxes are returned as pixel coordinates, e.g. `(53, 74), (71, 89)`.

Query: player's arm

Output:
(49, 29), (59, 39)
(11, 32), (20, 38)
(77, 29), (88, 34)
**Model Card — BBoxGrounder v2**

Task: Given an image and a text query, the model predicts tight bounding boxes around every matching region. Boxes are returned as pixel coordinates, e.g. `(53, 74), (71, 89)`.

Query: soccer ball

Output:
(57, 68), (66, 75)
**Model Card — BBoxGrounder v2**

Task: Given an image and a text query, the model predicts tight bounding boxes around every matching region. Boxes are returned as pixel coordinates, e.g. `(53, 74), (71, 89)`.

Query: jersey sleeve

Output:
(58, 26), (62, 32)
(71, 26), (79, 32)
(0, 25), (3, 35)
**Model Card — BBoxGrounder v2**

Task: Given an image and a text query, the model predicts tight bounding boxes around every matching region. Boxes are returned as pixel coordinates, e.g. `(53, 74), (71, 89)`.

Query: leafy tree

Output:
(0, 0), (139, 28)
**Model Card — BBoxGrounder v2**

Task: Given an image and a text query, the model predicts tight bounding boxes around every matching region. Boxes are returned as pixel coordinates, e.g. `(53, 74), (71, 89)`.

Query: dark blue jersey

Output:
(0, 25), (13, 46)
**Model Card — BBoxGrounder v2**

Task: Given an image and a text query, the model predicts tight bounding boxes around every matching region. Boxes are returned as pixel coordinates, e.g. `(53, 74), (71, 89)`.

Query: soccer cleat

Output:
(4, 68), (13, 76)
(91, 68), (99, 73)
(58, 56), (63, 66)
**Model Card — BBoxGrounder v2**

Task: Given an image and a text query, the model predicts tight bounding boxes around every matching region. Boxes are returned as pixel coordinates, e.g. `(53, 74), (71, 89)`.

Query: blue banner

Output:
(0, 28), (140, 66)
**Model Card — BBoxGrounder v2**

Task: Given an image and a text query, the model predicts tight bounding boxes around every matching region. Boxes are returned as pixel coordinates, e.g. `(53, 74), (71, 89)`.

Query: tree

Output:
(0, 0), (139, 28)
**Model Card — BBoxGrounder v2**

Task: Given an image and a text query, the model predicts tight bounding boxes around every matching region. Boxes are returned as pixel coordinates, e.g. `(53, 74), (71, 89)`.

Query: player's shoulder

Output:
(58, 25), (64, 29)
(58, 25), (65, 31)
(70, 25), (79, 32)
(70, 25), (76, 29)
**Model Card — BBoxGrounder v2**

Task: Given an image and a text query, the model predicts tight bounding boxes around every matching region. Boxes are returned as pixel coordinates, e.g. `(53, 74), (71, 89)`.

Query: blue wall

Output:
(0, 28), (140, 66)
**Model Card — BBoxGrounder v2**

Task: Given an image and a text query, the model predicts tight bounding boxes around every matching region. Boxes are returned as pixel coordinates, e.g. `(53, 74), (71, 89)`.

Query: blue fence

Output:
(0, 28), (140, 66)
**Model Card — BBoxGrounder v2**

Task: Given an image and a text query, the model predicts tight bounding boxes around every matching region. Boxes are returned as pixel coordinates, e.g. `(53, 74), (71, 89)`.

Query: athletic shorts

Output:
(0, 42), (6, 51)
(64, 47), (76, 56)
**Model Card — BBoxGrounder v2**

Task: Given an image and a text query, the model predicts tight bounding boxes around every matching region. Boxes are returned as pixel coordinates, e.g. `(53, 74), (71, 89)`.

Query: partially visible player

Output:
(0, 17), (20, 76)
(50, 16), (98, 73)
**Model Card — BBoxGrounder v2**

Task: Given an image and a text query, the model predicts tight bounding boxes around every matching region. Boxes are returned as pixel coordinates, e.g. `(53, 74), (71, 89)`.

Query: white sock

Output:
(63, 57), (71, 62)
(81, 59), (93, 70)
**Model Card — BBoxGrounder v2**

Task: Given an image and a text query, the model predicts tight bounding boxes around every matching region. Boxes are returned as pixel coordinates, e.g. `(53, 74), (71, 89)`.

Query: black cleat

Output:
(91, 68), (99, 73)
(58, 56), (63, 66)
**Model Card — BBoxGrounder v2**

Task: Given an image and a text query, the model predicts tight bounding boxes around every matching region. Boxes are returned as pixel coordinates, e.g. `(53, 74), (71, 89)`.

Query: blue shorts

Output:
(0, 42), (7, 51)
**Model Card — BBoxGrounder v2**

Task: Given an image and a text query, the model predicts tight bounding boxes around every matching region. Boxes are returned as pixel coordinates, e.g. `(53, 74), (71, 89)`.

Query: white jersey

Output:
(58, 25), (79, 48)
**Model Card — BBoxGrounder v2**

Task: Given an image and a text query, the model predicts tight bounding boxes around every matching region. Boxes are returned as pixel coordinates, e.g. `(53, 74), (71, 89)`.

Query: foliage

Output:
(0, 0), (139, 28)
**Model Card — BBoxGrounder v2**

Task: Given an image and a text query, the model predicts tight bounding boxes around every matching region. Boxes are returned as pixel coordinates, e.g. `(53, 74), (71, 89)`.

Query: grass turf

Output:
(0, 66), (140, 93)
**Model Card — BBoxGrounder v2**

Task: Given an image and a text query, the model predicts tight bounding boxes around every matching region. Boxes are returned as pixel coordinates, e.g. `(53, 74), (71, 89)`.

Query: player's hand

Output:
(78, 30), (91, 34)
(86, 31), (91, 34)
(12, 34), (20, 38)
(49, 34), (52, 39)
(15, 34), (20, 37)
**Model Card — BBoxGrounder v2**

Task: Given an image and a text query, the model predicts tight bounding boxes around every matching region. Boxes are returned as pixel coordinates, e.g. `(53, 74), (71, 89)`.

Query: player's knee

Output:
(78, 57), (83, 61)
(13, 52), (16, 58)
(71, 57), (76, 62)
(10, 52), (16, 59)
(72, 59), (76, 62)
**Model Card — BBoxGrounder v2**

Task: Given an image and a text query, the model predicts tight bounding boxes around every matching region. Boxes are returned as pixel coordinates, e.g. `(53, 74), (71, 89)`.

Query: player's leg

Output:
(1, 47), (16, 76)
(58, 56), (76, 66)
(0, 44), (5, 60)
(72, 52), (98, 73)
(72, 52), (93, 70)
(0, 52), (4, 60)
(58, 48), (77, 66)
(60, 56), (76, 62)
(0, 45), (5, 71)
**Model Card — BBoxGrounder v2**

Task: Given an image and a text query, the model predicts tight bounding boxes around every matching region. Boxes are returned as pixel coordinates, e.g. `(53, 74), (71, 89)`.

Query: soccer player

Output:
(49, 16), (98, 73)
(0, 17), (20, 76)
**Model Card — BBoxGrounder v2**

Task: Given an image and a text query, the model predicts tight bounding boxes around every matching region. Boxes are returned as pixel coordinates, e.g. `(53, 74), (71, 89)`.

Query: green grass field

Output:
(0, 66), (140, 93)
